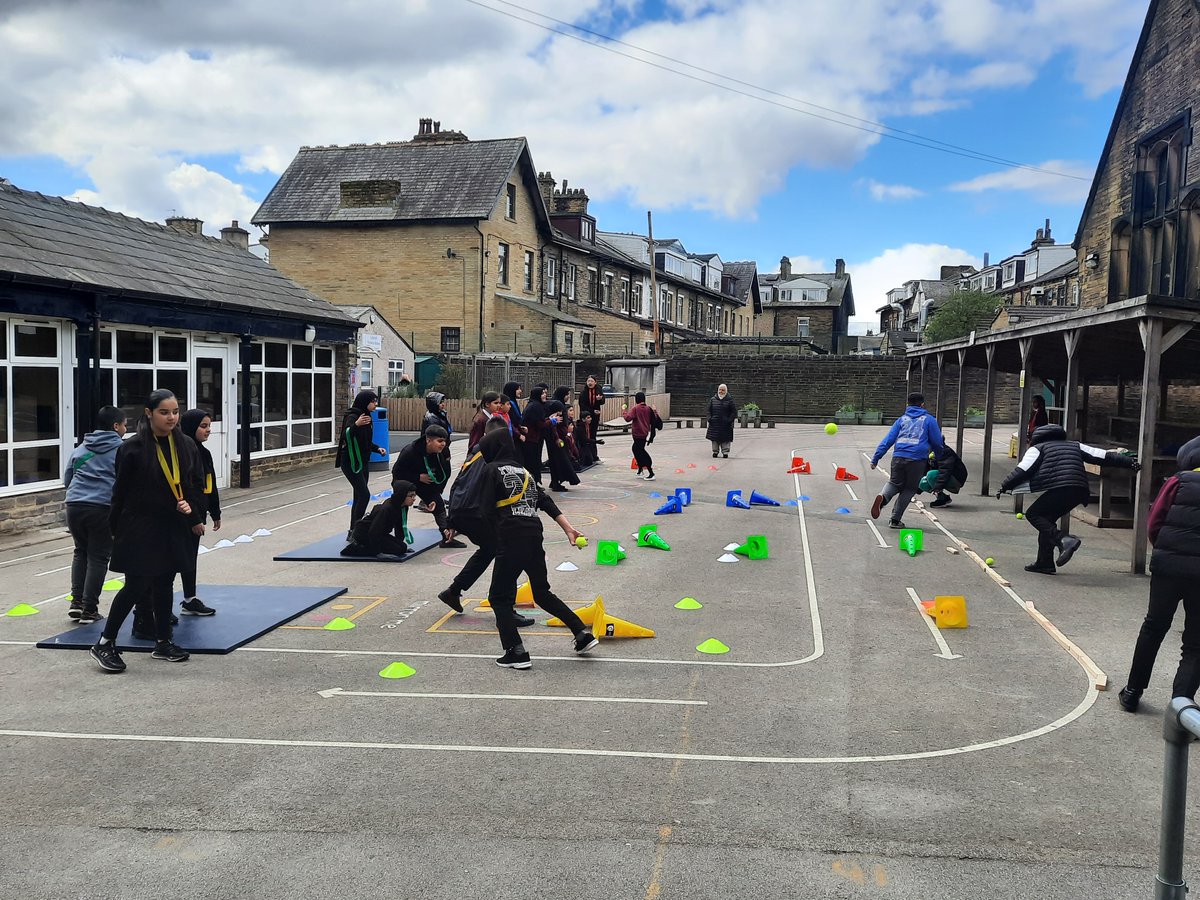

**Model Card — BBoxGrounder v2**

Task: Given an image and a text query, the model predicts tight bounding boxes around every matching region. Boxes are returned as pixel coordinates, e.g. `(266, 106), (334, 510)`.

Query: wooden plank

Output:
(1024, 602), (1108, 691)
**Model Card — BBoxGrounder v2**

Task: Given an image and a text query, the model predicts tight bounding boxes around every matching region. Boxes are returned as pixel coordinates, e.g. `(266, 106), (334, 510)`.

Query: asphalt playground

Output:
(0, 423), (1191, 899)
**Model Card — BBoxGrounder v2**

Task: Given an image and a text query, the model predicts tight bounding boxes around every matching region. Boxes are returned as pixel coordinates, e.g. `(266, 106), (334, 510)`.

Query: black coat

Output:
(108, 434), (204, 576)
(705, 394), (737, 443)
(336, 408), (375, 472)
(392, 436), (452, 504)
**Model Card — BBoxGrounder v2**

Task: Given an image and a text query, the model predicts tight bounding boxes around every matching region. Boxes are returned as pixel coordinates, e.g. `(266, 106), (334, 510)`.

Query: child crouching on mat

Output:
(341, 480), (418, 558)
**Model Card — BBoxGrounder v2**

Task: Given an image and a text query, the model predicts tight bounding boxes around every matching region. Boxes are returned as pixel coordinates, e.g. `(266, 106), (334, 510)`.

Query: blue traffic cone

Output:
(654, 496), (683, 515)
(726, 490), (751, 509)
(674, 487), (692, 506)
(749, 490), (780, 507)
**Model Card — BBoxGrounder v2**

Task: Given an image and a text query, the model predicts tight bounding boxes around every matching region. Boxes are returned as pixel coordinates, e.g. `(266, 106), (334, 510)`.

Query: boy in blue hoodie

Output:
(870, 393), (944, 529)
(63, 406), (127, 623)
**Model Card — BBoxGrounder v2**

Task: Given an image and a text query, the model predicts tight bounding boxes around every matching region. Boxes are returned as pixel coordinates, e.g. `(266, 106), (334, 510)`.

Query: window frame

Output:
(523, 250), (534, 292)
(505, 183), (516, 220)
(440, 327), (461, 353)
(0, 317), (67, 494)
(497, 242), (509, 286)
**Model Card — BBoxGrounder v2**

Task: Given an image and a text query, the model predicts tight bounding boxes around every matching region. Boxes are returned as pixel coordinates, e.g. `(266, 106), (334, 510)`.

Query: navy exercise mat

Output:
(36, 584), (347, 654)
(272, 527), (443, 562)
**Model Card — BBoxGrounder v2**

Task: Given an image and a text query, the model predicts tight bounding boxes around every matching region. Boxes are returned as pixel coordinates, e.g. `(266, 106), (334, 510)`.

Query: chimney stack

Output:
(779, 256), (792, 279)
(835, 258), (846, 278)
(983, 251), (990, 268)
(165, 216), (203, 235)
(220, 219), (250, 251)
(537, 171), (556, 208)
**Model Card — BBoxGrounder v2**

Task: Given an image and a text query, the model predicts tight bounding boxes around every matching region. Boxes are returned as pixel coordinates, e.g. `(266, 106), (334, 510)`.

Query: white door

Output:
(194, 347), (232, 489)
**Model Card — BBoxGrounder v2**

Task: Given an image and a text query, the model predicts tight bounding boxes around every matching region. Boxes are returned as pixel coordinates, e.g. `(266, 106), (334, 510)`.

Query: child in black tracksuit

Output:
(923, 442), (968, 509)
(177, 408), (223, 617)
(336, 390), (385, 539)
(391, 425), (465, 548)
(342, 480), (418, 558)
(477, 428), (597, 669)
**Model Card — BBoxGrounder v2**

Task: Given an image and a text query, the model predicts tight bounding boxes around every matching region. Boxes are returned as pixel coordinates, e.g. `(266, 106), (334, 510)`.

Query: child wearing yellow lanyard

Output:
(177, 408), (223, 618)
(91, 389), (204, 673)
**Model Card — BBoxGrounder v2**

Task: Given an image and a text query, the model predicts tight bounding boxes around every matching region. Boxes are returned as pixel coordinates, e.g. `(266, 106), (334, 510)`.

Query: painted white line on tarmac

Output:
(0, 546), (71, 568)
(0, 689), (1098, 765)
(791, 448), (825, 666)
(318, 687), (707, 706)
(223, 475), (345, 509)
(865, 519), (888, 548)
(272, 505), (347, 531)
(844, 483), (859, 501)
(260, 493), (330, 514)
(905, 587), (962, 660)
(35, 564), (72, 577)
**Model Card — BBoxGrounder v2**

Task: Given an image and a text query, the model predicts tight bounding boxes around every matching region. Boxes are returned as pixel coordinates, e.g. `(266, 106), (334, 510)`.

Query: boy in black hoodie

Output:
(477, 428), (597, 669)
(177, 408), (222, 616)
(391, 425), (465, 548)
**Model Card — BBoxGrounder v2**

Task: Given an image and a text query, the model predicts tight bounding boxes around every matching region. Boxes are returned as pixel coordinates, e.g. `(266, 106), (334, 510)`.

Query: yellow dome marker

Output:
(697, 638), (729, 654)
(5, 603), (39, 617)
(323, 617), (355, 631)
(379, 662), (416, 679)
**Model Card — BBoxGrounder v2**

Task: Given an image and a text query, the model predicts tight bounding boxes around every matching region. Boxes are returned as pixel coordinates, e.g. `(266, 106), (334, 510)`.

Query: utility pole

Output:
(647, 211), (659, 356)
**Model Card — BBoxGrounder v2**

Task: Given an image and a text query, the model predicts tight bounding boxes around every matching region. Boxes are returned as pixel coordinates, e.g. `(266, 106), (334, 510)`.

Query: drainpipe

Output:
(473, 223), (487, 352)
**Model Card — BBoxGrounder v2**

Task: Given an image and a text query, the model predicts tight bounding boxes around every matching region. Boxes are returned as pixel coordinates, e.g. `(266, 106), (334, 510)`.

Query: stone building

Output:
(758, 256), (855, 353)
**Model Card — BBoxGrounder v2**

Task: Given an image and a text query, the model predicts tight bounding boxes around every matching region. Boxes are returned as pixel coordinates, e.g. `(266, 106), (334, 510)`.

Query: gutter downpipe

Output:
(473, 223), (487, 353)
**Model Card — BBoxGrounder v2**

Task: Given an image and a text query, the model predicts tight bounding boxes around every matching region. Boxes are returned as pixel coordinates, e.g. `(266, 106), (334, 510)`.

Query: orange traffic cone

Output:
(835, 466), (859, 481)
(630, 457), (639, 470)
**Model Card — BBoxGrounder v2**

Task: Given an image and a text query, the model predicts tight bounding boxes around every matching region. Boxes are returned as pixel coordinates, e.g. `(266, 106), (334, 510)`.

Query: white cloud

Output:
(858, 178), (924, 201)
(949, 160), (1093, 204)
(847, 243), (979, 333)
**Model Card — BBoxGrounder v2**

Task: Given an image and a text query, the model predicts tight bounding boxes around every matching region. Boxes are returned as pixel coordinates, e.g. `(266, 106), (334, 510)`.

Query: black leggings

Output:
(1126, 573), (1200, 699)
(487, 533), (584, 651)
(632, 438), (653, 473)
(180, 530), (201, 598)
(102, 574), (175, 643)
(342, 462), (371, 529)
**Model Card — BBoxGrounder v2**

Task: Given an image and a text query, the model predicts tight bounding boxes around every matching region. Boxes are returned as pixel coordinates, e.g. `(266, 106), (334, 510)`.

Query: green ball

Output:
(985, 557), (995, 566)
(575, 536), (587, 548)
(824, 422), (838, 436)
(1016, 512), (1024, 519)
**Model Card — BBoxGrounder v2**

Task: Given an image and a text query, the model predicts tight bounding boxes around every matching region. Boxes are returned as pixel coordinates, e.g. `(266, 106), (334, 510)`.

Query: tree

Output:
(921, 290), (999, 344)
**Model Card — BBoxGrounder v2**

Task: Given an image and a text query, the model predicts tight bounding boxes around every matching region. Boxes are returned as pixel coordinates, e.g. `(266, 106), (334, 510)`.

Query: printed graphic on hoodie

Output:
(894, 413), (929, 450)
(498, 464), (537, 518)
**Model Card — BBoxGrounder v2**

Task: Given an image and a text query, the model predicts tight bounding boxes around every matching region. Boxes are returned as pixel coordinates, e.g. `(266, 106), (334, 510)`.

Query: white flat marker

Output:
(844, 484), (859, 501)
(906, 587), (962, 661)
(318, 688), (706, 706)
(259, 493), (329, 514)
(865, 519), (888, 548)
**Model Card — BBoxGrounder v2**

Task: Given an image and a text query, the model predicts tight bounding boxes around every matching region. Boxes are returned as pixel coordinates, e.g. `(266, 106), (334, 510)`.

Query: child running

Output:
(90, 389), (203, 672)
(623, 391), (656, 481)
(477, 427), (597, 669)
(177, 408), (221, 617)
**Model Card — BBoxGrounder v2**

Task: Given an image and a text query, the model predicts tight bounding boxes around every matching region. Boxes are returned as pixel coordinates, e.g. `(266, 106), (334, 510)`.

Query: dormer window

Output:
(581, 219), (594, 242)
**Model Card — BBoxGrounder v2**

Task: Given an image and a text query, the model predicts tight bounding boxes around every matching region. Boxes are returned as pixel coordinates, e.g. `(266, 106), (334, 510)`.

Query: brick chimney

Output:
(779, 255), (792, 279)
(165, 216), (203, 235)
(537, 171), (556, 208)
(220, 220), (250, 251)
(553, 179), (589, 215)
(835, 258), (846, 278)
(411, 116), (469, 143)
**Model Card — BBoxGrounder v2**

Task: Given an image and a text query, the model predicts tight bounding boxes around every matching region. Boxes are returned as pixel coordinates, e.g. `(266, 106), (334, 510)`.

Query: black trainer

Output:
(888, 519), (904, 529)
(151, 641), (190, 662)
(1056, 536), (1082, 567)
(871, 495), (885, 520)
(513, 612), (535, 627)
(78, 606), (103, 625)
(929, 494), (952, 508)
(1024, 562), (1056, 575)
(90, 641), (126, 673)
(1118, 686), (1142, 712)
(437, 587), (464, 614)
(439, 538), (467, 549)
(496, 647), (532, 669)
(180, 597), (216, 616)
(574, 630), (599, 654)
(68, 599), (84, 620)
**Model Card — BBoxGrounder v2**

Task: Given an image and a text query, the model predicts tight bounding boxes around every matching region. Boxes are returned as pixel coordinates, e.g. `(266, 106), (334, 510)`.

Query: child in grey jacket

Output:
(63, 406), (127, 623)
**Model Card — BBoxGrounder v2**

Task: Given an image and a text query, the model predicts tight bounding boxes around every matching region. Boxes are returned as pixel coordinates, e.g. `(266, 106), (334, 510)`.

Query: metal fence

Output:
(446, 355), (594, 398)
(1156, 698), (1200, 898)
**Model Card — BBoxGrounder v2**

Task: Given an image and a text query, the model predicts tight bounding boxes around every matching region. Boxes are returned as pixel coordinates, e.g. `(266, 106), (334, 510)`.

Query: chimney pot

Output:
(835, 258), (846, 277)
(165, 216), (203, 235)
(220, 220), (250, 251)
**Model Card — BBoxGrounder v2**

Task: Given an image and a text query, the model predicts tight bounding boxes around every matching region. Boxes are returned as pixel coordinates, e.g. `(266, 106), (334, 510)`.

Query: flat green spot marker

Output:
(323, 617), (356, 631)
(675, 597), (703, 610)
(696, 638), (729, 654)
(5, 603), (39, 617)
(102, 579), (124, 592)
(379, 661), (416, 679)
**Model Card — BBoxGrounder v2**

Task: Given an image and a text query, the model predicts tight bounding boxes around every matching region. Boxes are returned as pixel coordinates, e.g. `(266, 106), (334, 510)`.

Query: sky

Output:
(0, 0), (1149, 334)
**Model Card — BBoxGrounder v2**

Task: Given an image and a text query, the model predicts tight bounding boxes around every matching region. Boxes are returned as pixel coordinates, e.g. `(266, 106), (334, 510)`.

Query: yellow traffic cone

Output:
(478, 581), (536, 609)
(934, 595), (968, 629)
(547, 596), (602, 627)
(590, 596), (656, 639)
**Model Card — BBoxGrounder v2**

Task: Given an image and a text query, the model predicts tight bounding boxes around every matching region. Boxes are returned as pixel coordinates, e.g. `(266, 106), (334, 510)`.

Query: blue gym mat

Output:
(272, 527), (443, 562)
(36, 584), (347, 654)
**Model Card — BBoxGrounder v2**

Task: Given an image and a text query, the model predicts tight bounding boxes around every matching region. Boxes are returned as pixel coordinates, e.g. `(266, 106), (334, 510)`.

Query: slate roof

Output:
(761, 271), (854, 315)
(495, 292), (592, 327)
(252, 138), (532, 225)
(722, 260), (760, 312)
(0, 182), (357, 325)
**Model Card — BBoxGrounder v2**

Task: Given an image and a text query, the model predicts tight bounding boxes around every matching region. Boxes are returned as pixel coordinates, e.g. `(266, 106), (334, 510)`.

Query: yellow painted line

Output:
(281, 596), (387, 630)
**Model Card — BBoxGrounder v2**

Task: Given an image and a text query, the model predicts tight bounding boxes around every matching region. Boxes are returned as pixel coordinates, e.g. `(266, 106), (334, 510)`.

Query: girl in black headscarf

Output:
(546, 388), (581, 491)
(519, 385), (550, 483)
(176, 408), (222, 617)
(336, 390), (385, 539)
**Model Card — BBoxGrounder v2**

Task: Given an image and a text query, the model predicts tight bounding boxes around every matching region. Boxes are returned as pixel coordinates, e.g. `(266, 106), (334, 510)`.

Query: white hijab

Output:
(717, 384), (728, 399)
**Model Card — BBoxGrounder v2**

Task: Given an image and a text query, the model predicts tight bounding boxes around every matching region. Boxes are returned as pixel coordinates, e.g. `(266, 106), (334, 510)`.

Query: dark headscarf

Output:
(528, 385), (547, 404)
(502, 381), (522, 401)
(479, 427), (522, 465)
(181, 408), (211, 445)
(352, 390), (378, 412)
(546, 399), (566, 415)
(552, 386), (571, 404)
(390, 478), (416, 498)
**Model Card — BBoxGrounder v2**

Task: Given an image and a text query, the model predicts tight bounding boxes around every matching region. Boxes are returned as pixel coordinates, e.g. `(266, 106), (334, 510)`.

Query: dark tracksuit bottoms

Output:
(880, 457), (926, 521)
(66, 503), (113, 607)
(489, 536), (584, 651)
(1025, 486), (1090, 567)
(1126, 575), (1200, 699)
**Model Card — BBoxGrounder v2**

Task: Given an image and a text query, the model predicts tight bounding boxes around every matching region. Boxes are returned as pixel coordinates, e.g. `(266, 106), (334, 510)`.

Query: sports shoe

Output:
(712, 452), (718, 458)
(513, 612), (535, 627)
(722, 452), (729, 459)
(131, 617), (154, 641)
(439, 538), (467, 549)
(871, 495), (885, 520)
(643, 473), (655, 482)
(929, 494), (952, 508)
(496, 647), (532, 669)
(438, 587), (464, 614)
(90, 640), (126, 673)
(78, 606), (103, 625)
(68, 598), (84, 620)
(1024, 562), (1056, 575)
(1118, 686), (1142, 713)
(181, 597), (216, 616)
(635, 470), (645, 478)
(888, 519), (904, 529)
(573, 630), (599, 654)
(151, 640), (190, 662)
(1057, 536), (1082, 567)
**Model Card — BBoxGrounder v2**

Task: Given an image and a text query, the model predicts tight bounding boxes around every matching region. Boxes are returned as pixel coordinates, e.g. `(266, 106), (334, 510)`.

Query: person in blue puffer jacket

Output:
(870, 392), (944, 529)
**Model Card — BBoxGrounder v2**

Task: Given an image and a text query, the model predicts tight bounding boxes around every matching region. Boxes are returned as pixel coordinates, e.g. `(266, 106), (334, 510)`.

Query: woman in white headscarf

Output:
(705, 384), (737, 458)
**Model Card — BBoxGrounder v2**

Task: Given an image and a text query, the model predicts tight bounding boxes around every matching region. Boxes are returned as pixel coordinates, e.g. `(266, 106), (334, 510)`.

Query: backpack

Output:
(447, 451), (489, 529)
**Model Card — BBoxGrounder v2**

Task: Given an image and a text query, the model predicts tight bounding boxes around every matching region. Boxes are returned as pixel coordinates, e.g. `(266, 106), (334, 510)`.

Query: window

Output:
(387, 359), (406, 386)
(797, 317), (811, 338)
(604, 273), (614, 309)
(582, 332), (592, 352)
(984, 272), (997, 290)
(497, 242), (509, 285)
(359, 357), (373, 389)
(523, 251), (534, 292)
(660, 287), (670, 321)
(620, 278), (630, 312)
(505, 183), (516, 219)
(1002, 262), (1017, 284)
(441, 327), (461, 353)
(0, 318), (62, 491)
(675, 296), (683, 323)
(1130, 120), (1190, 299)
(565, 263), (576, 301)
(632, 283), (643, 315)
(564, 331), (574, 353)
(587, 267), (599, 305)
(581, 219), (594, 242)
(546, 258), (557, 297)
(235, 338), (335, 454)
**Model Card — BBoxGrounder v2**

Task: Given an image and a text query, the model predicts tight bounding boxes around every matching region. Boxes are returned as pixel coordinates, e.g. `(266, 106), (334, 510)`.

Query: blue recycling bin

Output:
(369, 407), (390, 471)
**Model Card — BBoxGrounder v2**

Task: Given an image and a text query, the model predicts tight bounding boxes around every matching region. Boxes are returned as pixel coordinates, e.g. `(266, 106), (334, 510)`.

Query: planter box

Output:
(859, 412), (883, 425)
(834, 412), (860, 425)
(963, 415), (986, 428)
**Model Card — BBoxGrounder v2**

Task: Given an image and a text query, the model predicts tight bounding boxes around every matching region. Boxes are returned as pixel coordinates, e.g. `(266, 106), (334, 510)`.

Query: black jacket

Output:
(336, 390), (379, 472)
(392, 435), (452, 503)
(181, 408), (221, 523)
(929, 444), (968, 494)
(1151, 437), (1200, 579)
(423, 392), (453, 436)
(705, 394), (737, 444)
(1001, 424), (1135, 496)
(477, 428), (561, 541)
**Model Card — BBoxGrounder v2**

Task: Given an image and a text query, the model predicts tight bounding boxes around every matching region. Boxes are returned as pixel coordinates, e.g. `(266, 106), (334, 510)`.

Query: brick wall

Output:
(770, 307), (836, 352)
(0, 488), (66, 535)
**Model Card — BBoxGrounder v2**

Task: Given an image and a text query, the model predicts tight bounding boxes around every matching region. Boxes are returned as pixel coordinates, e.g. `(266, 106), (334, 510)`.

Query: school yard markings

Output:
(316, 687), (707, 706)
(281, 596), (388, 630)
(905, 587), (962, 661)
(865, 519), (888, 548)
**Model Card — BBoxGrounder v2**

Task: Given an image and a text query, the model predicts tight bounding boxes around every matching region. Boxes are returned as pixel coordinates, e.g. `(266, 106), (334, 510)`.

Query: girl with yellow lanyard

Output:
(90, 389), (204, 674)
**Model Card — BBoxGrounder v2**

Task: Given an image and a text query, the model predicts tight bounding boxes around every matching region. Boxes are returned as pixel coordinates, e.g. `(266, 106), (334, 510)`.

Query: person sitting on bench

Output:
(341, 480), (418, 558)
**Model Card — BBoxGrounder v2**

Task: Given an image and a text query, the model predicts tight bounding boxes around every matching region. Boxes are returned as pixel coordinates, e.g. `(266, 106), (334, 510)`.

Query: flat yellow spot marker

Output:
(5, 603), (39, 617)
(696, 638), (729, 654)
(323, 617), (355, 631)
(379, 662), (416, 679)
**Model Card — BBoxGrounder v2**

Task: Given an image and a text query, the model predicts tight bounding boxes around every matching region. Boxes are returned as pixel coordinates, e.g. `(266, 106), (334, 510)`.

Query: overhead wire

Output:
(459, 0), (1089, 181)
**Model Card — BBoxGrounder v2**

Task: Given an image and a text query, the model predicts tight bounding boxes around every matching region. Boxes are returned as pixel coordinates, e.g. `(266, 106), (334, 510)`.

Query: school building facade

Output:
(0, 180), (361, 533)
